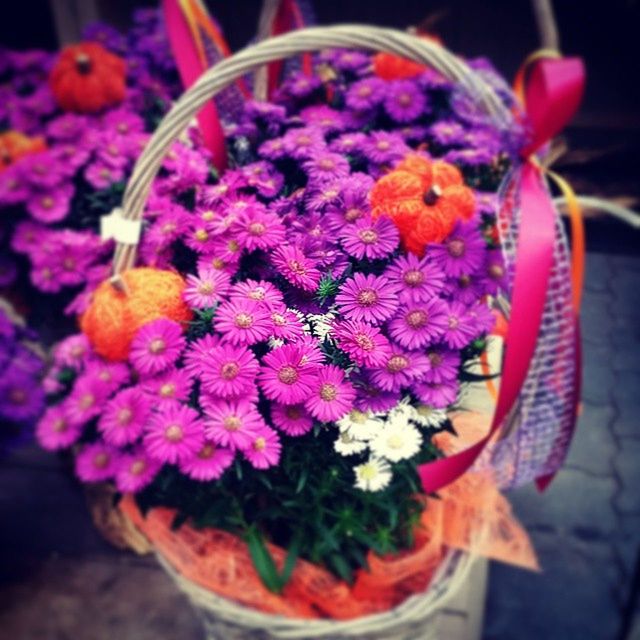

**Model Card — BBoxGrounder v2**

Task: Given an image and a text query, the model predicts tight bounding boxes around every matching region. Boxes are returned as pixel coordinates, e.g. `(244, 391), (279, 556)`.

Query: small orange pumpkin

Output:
(80, 268), (193, 361)
(370, 154), (475, 256)
(0, 131), (47, 171)
(372, 34), (443, 80)
(49, 42), (126, 114)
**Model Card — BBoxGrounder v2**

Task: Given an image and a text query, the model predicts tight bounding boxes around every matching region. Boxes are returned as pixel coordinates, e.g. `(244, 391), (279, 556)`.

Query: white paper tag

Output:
(100, 208), (142, 245)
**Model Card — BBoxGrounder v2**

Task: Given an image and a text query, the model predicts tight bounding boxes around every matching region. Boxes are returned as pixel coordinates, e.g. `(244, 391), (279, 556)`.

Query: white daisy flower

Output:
(334, 431), (368, 456)
(337, 409), (384, 441)
(370, 422), (423, 462)
(268, 337), (285, 349)
(412, 404), (447, 428)
(386, 399), (418, 425)
(306, 311), (336, 340)
(354, 457), (392, 492)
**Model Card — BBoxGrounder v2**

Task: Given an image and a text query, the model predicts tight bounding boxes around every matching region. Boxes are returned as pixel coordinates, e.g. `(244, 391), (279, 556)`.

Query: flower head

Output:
(144, 402), (205, 464)
(383, 80), (429, 122)
(305, 365), (356, 423)
(141, 367), (194, 405)
(370, 422), (423, 462)
(36, 404), (81, 450)
(231, 206), (286, 251)
(75, 442), (119, 482)
(129, 319), (186, 377)
(115, 446), (162, 493)
(215, 299), (272, 346)
(369, 348), (431, 392)
(335, 273), (398, 325)
(183, 269), (231, 310)
(242, 426), (282, 469)
(270, 245), (321, 292)
(270, 402), (313, 436)
(98, 387), (152, 446)
(388, 298), (449, 349)
(332, 319), (391, 368)
(339, 215), (399, 260)
(200, 343), (259, 399)
(429, 221), (486, 277)
(178, 440), (234, 481)
(204, 398), (265, 450)
(354, 457), (392, 492)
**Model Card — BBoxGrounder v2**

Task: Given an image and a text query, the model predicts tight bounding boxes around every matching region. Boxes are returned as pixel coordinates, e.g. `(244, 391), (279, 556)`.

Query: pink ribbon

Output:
(163, 0), (227, 170)
(419, 57), (585, 494)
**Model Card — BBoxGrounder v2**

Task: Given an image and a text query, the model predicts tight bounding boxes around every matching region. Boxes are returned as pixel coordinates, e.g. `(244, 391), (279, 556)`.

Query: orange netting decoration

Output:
(0, 131), (47, 171)
(118, 412), (538, 620)
(80, 268), (193, 361)
(370, 154), (475, 256)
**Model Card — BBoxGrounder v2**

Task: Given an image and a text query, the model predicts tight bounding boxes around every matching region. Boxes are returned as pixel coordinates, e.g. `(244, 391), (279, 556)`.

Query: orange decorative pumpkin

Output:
(370, 154), (475, 256)
(49, 42), (126, 114)
(80, 268), (193, 361)
(0, 131), (46, 171)
(373, 34), (443, 80)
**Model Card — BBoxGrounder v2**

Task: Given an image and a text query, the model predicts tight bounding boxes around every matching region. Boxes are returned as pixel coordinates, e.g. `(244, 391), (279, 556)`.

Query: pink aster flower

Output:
(129, 319), (186, 377)
(369, 349), (431, 392)
(269, 307), (305, 342)
(429, 221), (486, 278)
(229, 279), (284, 309)
(115, 446), (162, 493)
(178, 440), (235, 481)
(75, 442), (119, 482)
(270, 402), (314, 436)
(66, 375), (111, 427)
(36, 404), (82, 450)
(270, 244), (321, 292)
(53, 334), (91, 369)
(335, 273), (399, 325)
(281, 127), (326, 160)
(83, 361), (130, 394)
(303, 152), (351, 184)
(84, 162), (125, 189)
(200, 343), (260, 399)
(231, 206), (286, 252)
(339, 215), (399, 260)
(385, 253), (446, 304)
(204, 398), (265, 450)
(182, 334), (221, 378)
(98, 387), (153, 446)
(258, 343), (319, 405)
(332, 318), (392, 368)
(388, 298), (449, 349)
(26, 185), (74, 223)
(242, 426), (281, 469)
(305, 365), (355, 423)
(183, 269), (231, 309)
(140, 368), (194, 405)
(442, 301), (477, 348)
(215, 299), (272, 346)
(144, 402), (205, 464)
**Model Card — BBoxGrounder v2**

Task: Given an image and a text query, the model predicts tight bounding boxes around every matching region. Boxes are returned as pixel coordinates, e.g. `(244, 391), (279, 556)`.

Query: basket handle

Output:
(112, 24), (513, 278)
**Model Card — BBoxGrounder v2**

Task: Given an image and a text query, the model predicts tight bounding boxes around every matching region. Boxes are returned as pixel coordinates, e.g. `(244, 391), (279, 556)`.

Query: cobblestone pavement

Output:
(0, 252), (637, 639)
(485, 252), (640, 640)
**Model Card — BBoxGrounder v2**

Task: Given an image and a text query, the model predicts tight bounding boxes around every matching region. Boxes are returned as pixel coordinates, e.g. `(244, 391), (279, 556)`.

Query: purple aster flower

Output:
(75, 442), (119, 483)
(240, 161), (284, 198)
(178, 440), (235, 481)
(429, 221), (487, 277)
(441, 301), (477, 348)
(422, 347), (461, 384)
(215, 299), (272, 346)
(320, 49), (370, 73)
(129, 319), (186, 377)
(183, 269), (231, 310)
(0, 368), (44, 423)
(204, 398), (265, 451)
(258, 137), (288, 161)
(51, 143), (91, 170)
(412, 379), (459, 409)
(385, 253), (446, 304)
(65, 375), (111, 427)
(281, 127), (326, 160)
(383, 80), (429, 122)
(36, 404), (82, 450)
(388, 298), (449, 350)
(329, 132), (368, 155)
(335, 273), (399, 325)
(18, 152), (66, 189)
(103, 109), (145, 136)
(141, 367), (193, 406)
(53, 334), (91, 369)
(46, 113), (90, 141)
(182, 334), (221, 379)
(144, 401), (205, 464)
(96, 137), (131, 169)
(83, 361), (130, 394)
(324, 176), (373, 231)
(339, 215), (399, 260)
(299, 105), (348, 134)
(428, 120), (467, 148)
(270, 244), (321, 292)
(466, 302), (496, 337)
(200, 342), (259, 399)
(345, 77), (385, 111)
(481, 250), (508, 295)
(369, 348), (431, 392)
(446, 273), (489, 305)
(352, 372), (401, 413)
(115, 446), (162, 493)
(444, 147), (496, 167)
(0, 166), (28, 206)
(98, 387), (153, 446)
(279, 72), (322, 99)
(362, 131), (411, 166)
(84, 162), (125, 189)
(242, 426), (281, 469)
(303, 151), (350, 184)
(26, 184), (74, 223)
(270, 402), (313, 436)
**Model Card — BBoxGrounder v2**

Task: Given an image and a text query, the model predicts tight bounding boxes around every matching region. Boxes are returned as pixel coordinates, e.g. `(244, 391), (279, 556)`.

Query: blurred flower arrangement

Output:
(36, 40), (518, 597)
(0, 9), (181, 324)
(0, 304), (45, 454)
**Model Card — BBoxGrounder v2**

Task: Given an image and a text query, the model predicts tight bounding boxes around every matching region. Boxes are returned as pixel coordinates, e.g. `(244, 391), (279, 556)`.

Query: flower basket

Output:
(38, 21), (579, 640)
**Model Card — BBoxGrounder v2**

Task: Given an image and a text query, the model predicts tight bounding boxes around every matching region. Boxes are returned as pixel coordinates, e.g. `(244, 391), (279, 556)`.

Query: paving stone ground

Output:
(0, 251), (637, 640)
(485, 252), (640, 640)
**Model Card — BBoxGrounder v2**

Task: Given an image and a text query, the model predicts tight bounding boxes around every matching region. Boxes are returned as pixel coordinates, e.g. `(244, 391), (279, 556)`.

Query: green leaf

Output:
(246, 528), (283, 593)
(295, 467), (309, 494)
(328, 553), (353, 583)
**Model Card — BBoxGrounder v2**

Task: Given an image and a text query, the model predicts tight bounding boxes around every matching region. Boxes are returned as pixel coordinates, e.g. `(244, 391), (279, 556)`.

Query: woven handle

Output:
(112, 24), (513, 277)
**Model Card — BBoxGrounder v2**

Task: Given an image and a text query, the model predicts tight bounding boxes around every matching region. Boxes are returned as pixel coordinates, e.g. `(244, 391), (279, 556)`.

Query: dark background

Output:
(3, 0), (640, 127)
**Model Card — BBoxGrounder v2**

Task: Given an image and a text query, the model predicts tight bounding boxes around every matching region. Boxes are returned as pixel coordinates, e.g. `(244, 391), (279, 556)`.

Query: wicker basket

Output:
(109, 24), (516, 640)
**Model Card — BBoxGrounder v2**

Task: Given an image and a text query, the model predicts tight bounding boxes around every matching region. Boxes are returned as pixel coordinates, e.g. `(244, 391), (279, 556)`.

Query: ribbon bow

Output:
(419, 53), (586, 494)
